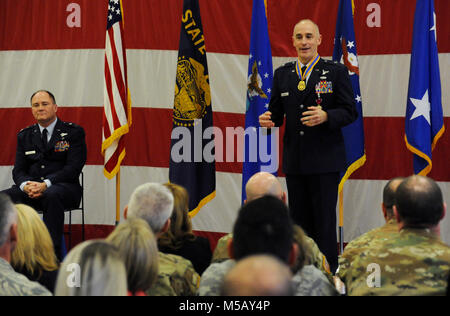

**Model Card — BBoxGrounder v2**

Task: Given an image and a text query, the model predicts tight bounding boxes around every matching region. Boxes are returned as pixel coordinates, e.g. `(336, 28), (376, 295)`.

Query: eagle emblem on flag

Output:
(247, 61), (268, 99)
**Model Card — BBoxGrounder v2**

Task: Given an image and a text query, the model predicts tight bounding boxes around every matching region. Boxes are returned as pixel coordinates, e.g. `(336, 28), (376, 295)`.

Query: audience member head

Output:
(107, 218), (159, 295)
(0, 194), (18, 262)
(125, 183), (174, 236)
(221, 255), (293, 296)
(230, 195), (296, 265)
(55, 240), (127, 296)
(158, 183), (196, 250)
(394, 175), (446, 229)
(11, 204), (58, 278)
(245, 172), (286, 203)
(30, 90), (58, 127)
(382, 177), (405, 221)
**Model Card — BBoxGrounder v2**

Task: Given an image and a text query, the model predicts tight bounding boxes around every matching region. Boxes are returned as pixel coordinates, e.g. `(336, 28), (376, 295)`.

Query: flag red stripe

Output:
(108, 27), (128, 129)
(102, 110), (111, 140)
(1, 107), (448, 181)
(105, 30), (124, 132)
(104, 137), (125, 172)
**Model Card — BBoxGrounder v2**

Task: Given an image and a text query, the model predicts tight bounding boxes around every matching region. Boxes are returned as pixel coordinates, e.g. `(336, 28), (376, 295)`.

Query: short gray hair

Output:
(0, 194), (17, 246)
(127, 183), (174, 234)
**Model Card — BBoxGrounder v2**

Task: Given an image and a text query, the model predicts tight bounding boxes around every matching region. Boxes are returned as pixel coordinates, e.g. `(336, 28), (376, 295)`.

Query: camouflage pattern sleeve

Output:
(211, 234), (233, 264)
(0, 259), (52, 296)
(146, 252), (200, 296)
(345, 228), (450, 296)
(338, 219), (399, 280)
(292, 265), (339, 296)
(303, 235), (334, 284)
(197, 260), (236, 296)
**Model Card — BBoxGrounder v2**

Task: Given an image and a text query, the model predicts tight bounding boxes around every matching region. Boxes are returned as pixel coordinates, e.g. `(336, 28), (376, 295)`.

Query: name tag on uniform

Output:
(281, 92), (289, 97)
(25, 150), (36, 155)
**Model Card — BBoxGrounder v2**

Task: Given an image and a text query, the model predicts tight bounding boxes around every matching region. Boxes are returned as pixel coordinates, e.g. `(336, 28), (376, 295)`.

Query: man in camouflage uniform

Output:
(199, 196), (337, 296)
(212, 172), (333, 282)
(0, 194), (51, 296)
(124, 183), (199, 296)
(343, 175), (450, 296)
(338, 177), (404, 281)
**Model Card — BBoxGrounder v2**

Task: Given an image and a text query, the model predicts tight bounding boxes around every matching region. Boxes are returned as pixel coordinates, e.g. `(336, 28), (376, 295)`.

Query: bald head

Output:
(221, 255), (293, 296)
(245, 172), (283, 202)
(292, 19), (320, 37)
(395, 175), (445, 228)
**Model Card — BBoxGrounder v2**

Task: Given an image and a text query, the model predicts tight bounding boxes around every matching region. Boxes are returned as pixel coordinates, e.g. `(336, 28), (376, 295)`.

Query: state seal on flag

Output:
(173, 56), (211, 127)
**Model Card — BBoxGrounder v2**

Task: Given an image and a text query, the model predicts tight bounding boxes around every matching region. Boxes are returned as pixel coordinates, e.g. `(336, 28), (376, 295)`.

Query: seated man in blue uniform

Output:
(1, 90), (87, 260)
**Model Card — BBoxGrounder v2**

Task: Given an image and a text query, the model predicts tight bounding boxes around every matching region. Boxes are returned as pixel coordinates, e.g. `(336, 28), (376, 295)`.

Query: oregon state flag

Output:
(332, 0), (366, 226)
(241, 0), (275, 203)
(169, 0), (215, 216)
(405, 0), (444, 175)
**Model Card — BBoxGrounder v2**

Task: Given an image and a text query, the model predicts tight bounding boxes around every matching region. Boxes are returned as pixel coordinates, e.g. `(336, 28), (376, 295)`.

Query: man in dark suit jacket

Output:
(259, 19), (357, 273)
(2, 90), (87, 260)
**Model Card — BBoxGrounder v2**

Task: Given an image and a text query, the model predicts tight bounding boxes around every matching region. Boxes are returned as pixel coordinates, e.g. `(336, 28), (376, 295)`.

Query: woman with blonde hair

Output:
(158, 183), (212, 274)
(107, 218), (159, 296)
(11, 204), (59, 293)
(55, 240), (127, 296)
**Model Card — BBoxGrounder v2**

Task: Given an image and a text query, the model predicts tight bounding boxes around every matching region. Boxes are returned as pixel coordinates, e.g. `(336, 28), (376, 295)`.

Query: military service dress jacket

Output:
(12, 119), (87, 187)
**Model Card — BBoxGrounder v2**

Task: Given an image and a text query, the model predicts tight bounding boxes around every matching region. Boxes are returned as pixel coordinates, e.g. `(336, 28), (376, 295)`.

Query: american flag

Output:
(102, 0), (132, 179)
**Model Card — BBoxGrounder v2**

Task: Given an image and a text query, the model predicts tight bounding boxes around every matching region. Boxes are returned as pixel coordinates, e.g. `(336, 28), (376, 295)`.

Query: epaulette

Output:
(275, 61), (296, 72)
(322, 58), (343, 67)
(62, 121), (81, 129)
(281, 61), (296, 68)
(18, 124), (36, 134)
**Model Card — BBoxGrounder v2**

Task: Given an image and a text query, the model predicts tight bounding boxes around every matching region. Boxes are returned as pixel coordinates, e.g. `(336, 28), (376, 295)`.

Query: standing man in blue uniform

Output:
(259, 20), (357, 272)
(2, 90), (87, 260)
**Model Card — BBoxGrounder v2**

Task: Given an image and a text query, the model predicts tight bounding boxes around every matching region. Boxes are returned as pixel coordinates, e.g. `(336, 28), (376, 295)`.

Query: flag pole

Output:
(339, 190), (344, 254)
(115, 169), (121, 226)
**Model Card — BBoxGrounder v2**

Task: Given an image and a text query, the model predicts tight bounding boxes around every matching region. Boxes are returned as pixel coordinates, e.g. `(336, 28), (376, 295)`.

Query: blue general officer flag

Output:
(405, 0), (444, 175)
(169, 0), (216, 216)
(242, 0), (275, 202)
(332, 0), (366, 229)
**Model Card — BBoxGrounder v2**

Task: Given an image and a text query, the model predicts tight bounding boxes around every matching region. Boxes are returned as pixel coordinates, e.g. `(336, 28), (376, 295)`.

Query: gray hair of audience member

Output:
(106, 218), (159, 294)
(126, 183), (174, 234)
(55, 240), (128, 296)
(382, 177), (405, 218)
(245, 172), (283, 202)
(221, 255), (293, 296)
(0, 194), (17, 247)
(395, 175), (445, 228)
